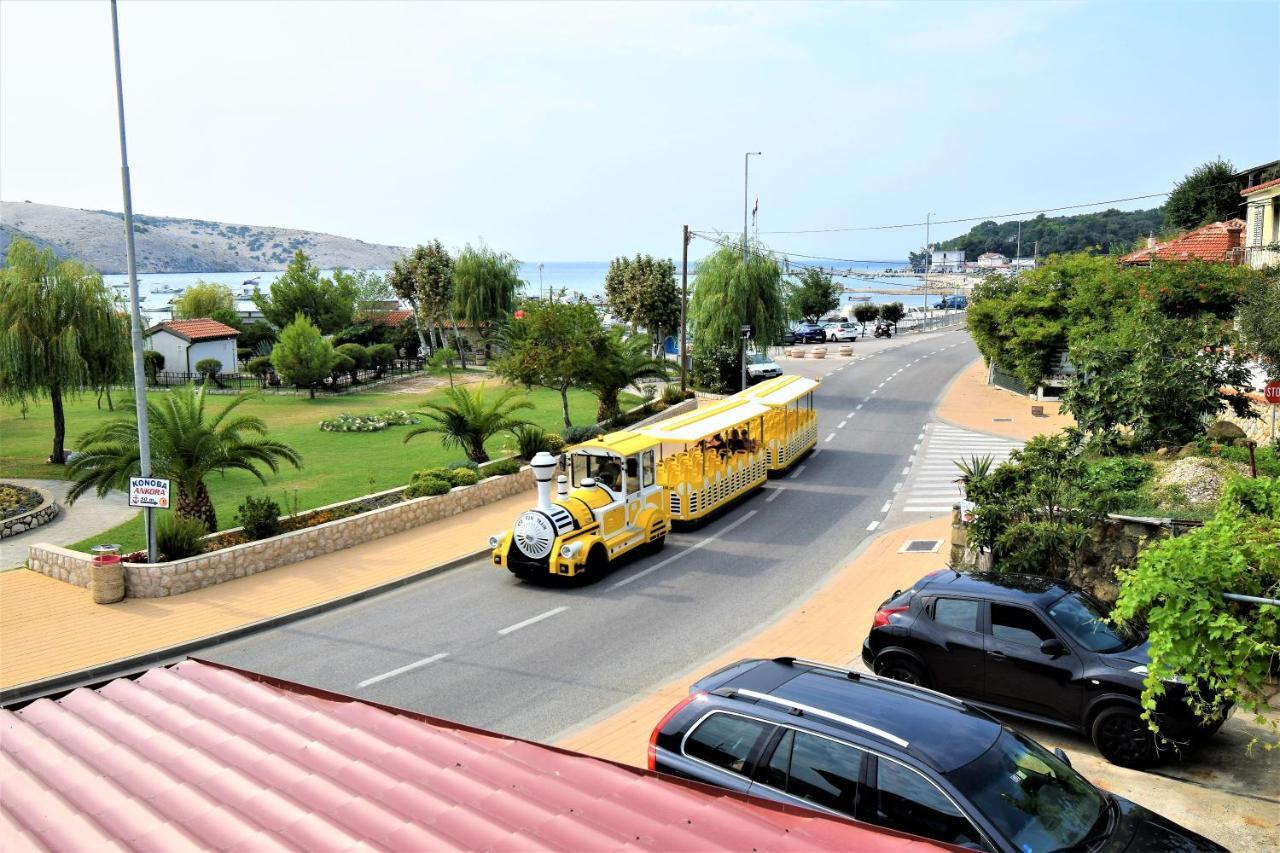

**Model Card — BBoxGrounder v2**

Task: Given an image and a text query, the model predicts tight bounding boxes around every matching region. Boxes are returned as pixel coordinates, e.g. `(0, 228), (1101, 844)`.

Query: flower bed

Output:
(1, 483), (43, 520)
(319, 409), (420, 432)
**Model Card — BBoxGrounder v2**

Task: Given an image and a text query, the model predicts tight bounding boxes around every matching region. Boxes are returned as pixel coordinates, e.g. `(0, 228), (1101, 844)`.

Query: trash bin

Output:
(90, 543), (125, 604)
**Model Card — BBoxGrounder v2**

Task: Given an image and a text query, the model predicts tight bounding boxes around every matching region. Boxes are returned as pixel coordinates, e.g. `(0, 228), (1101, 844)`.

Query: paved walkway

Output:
(0, 479), (137, 570)
(0, 491), (528, 691)
(937, 357), (1075, 441)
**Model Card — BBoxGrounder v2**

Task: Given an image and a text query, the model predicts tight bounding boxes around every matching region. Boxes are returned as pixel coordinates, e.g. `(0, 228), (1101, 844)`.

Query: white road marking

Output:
(893, 482), (902, 492)
(848, 411), (857, 418)
(870, 389), (878, 395)
(825, 432), (836, 443)
(856, 404), (864, 410)
(902, 466), (911, 476)
(912, 443), (920, 452)
(358, 653), (449, 688)
(877, 381), (885, 388)
(611, 510), (758, 590)
(866, 520), (880, 531)
(880, 500), (892, 513)
(765, 487), (784, 503)
(498, 606), (569, 635)
(838, 420), (848, 429)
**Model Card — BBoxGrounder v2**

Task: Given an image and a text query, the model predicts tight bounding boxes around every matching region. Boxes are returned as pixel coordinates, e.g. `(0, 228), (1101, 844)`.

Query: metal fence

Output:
(148, 359), (427, 393)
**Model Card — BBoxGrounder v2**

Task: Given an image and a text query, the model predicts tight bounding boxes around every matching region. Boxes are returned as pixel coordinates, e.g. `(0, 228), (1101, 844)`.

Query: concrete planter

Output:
(0, 484), (57, 540)
(28, 467), (535, 599)
(839, 345), (853, 357)
(793, 349), (806, 358)
(811, 348), (827, 360)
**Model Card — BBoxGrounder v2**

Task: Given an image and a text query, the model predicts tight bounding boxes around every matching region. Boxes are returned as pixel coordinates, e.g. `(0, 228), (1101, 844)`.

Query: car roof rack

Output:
(772, 656), (972, 713)
(734, 688), (909, 748)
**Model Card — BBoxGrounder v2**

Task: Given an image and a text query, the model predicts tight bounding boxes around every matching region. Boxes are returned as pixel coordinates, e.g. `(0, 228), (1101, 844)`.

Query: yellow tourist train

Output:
(489, 375), (819, 583)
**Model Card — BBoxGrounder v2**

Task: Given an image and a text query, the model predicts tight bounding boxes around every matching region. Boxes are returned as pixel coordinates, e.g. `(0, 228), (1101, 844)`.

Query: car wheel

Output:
(1091, 706), (1157, 767)
(876, 658), (929, 688)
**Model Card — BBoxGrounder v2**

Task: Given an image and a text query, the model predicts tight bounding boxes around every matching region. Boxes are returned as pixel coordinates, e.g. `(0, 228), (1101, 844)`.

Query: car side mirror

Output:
(1040, 638), (1068, 657)
(1054, 747), (1072, 769)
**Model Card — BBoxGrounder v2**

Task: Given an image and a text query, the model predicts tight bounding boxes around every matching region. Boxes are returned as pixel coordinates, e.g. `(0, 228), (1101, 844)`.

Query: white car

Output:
(745, 350), (782, 384)
(823, 322), (860, 342)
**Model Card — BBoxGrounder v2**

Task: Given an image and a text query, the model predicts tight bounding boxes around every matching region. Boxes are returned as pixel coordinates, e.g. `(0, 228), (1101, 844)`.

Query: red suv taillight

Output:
(647, 691), (706, 771)
(872, 605), (909, 628)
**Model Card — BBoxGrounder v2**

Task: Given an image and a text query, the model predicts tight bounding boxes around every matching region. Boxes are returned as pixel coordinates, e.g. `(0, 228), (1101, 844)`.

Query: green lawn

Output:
(1, 377), (624, 554)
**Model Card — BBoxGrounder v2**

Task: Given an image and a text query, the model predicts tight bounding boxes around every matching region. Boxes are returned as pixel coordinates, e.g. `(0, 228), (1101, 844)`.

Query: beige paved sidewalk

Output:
(0, 491), (528, 691)
(556, 516), (952, 764)
(937, 357), (1075, 441)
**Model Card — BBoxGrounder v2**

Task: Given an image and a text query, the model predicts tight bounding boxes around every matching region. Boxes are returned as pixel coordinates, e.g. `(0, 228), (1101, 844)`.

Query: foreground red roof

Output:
(145, 318), (240, 341)
(0, 660), (939, 852)
(1119, 218), (1246, 265)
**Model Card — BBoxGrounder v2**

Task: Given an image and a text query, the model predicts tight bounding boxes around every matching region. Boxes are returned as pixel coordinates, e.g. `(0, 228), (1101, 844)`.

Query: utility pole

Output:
(1016, 220), (1022, 266)
(111, 0), (156, 563)
(742, 151), (761, 391)
(538, 263), (544, 301)
(924, 212), (932, 328)
(680, 225), (690, 393)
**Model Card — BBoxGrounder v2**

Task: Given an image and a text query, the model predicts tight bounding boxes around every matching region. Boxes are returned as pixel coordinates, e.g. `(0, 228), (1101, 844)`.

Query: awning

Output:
(640, 400), (773, 443)
(737, 375), (820, 407)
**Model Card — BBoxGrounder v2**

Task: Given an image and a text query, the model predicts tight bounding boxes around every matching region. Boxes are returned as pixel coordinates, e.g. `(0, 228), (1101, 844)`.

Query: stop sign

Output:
(1266, 381), (1280, 405)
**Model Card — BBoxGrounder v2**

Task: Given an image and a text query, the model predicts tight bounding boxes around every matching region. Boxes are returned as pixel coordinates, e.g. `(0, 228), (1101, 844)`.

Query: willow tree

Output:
(0, 239), (129, 463)
(688, 243), (786, 391)
(454, 243), (521, 357)
(389, 241), (455, 358)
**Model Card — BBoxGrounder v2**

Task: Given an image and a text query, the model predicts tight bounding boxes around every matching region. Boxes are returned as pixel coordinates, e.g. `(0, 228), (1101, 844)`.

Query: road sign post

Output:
(1266, 381), (1280, 442)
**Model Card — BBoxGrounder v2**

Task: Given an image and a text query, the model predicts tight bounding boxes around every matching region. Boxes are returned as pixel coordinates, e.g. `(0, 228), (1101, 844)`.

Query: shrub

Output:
(143, 349), (165, 382)
(405, 476), (451, 498)
(448, 467), (479, 487)
(512, 424), (553, 460)
(320, 413), (387, 432)
(662, 384), (691, 405)
(543, 432), (566, 453)
(246, 355), (273, 379)
(237, 346), (254, 364)
(194, 357), (223, 378)
(562, 424), (602, 445)
(0, 483), (42, 520)
(484, 458), (522, 476)
(368, 343), (397, 373)
(336, 342), (370, 369)
(236, 495), (282, 539)
(157, 514), (208, 560)
(445, 459), (481, 471)
(374, 409), (419, 426)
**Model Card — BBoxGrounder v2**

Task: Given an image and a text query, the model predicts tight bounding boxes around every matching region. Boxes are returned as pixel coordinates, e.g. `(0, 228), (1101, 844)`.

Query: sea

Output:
(103, 258), (951, 319)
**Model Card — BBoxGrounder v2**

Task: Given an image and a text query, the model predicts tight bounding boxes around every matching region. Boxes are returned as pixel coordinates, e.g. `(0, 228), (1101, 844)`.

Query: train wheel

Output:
(581, 544), (608, 584)
(643, 534), (666, 556)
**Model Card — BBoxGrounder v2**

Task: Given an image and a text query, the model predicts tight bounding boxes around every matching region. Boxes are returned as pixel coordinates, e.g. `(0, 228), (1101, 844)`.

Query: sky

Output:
(2, 0), (1277, 263)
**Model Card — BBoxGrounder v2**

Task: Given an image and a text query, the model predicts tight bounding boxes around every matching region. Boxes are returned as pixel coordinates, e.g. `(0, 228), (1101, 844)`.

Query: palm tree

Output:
(588, 327), (670, 423)
(404, 385), (532, 464)
(67, 384), (302, 532)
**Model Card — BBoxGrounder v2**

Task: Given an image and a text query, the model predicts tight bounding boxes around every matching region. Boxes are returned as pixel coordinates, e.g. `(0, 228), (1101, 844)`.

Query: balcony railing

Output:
(1245, 246), (1279, 270)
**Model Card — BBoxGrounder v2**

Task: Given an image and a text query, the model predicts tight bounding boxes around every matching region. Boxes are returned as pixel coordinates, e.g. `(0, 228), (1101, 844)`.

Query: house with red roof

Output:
(1241, 175), (1280, 270)
(1118, 219), (1246, 267)
(143, 318), (240, 376)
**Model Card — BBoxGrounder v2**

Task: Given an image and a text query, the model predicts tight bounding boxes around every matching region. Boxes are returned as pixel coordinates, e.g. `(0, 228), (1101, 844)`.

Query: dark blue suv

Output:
(649, 658), (1223, 852)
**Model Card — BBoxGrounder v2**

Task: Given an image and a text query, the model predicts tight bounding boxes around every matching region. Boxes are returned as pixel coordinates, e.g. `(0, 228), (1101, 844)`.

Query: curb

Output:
(0, 547), (489, 709)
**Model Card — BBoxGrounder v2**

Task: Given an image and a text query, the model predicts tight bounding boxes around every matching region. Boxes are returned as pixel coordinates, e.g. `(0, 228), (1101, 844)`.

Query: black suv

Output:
(862, 571), (1228, 767)
(650, 658), (1223, 851)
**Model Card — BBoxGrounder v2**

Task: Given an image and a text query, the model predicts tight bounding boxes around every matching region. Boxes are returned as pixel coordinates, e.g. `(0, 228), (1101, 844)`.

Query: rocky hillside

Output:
(0, 201), (406, 273)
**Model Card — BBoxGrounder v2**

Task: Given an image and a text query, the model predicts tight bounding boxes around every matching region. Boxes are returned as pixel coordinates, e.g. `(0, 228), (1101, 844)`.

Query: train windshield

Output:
(571, 452), (623, 492)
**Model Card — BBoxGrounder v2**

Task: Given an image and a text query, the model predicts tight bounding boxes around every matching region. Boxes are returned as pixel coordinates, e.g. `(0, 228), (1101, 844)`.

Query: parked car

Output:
(650, 657), (1224, 852)
(784, 323), (827, 344)
(862, 571), (1229, 767)
(823, 322), (860, 342)
(745, 350), (782, 384)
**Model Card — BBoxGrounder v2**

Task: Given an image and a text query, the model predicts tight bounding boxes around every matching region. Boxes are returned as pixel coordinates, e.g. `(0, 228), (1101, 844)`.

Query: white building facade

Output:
(144, 319), (240, 375)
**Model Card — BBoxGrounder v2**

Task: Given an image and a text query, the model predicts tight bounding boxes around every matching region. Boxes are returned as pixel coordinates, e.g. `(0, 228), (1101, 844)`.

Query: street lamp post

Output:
(110, 0), (156, 563)
(538, 263), (544, 301)
(924, 212), (932, 330)
(742, 151), (761, 390)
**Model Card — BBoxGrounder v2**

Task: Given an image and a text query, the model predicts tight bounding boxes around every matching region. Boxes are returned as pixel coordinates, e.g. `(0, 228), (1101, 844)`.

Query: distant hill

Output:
(918, 207), (1167, 263)
(0, 201), (406, 274)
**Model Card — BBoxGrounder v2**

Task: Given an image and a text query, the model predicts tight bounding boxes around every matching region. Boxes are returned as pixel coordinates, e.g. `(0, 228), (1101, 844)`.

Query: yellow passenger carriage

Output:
(733, 375), (820, 472)
(490, 387), (819, 584)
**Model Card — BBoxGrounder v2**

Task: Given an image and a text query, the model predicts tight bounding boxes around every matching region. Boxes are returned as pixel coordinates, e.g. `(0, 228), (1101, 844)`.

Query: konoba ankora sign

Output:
(128, 477), (171, 509)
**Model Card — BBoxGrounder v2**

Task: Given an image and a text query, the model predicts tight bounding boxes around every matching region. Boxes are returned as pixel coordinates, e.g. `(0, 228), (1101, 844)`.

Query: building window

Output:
(1253, 205), (1265, 247)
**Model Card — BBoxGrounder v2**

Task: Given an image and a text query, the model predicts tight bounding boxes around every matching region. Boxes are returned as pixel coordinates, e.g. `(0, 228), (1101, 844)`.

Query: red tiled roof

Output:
(1119, 219), (1245, 265)
(373, 308), (414, 326)
(145, 318), (240, 341)
(0, 660), (939, 852)
(1240, 176), (1280, 196)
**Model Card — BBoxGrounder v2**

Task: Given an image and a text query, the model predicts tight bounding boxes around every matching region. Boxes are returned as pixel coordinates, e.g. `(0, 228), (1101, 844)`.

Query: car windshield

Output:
(946, 729), (1105, 852)
(747, 352), (771, 364)
(1046, 592), (1140, 653)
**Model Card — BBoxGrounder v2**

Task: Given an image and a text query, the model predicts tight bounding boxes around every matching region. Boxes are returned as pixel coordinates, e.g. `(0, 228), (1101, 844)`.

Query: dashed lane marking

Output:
(498, 606), (569, 635)
(611, 510), (758, 590)
(358, 653), (449, 688)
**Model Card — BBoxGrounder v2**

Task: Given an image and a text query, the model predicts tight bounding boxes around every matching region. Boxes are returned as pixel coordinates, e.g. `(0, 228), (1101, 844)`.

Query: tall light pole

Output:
(742, 151), (761, 390)
(110, 0), (156, 563)
(538, 263), (544, 300)
(924, 212), (932, 326)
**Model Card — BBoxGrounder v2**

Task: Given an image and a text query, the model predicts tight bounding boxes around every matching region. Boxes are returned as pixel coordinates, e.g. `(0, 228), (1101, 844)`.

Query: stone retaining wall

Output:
(1, 486), (57, 540)
(27, 467), (533, 599)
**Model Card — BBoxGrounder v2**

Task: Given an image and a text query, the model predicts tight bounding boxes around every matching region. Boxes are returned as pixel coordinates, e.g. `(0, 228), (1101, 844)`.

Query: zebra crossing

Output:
(898, 424), (1023, 514)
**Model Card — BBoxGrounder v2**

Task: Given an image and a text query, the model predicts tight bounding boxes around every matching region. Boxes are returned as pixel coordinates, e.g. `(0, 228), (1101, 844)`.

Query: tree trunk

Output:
(468, 443), (490, 464)
(105, 385), (114, 411)
(50, 384), (66, 464)
(560, 383), (572, 430)
(309, 385), (316, 399)
(596, 391), (619, 424)
(178, 481), (218, 533)
(449, 311), (467, 369)
(410, 298), (432, 357)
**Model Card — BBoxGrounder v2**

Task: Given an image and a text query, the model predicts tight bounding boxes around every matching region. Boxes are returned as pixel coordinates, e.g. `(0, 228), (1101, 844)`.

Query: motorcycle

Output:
(873, 322), (894, 339)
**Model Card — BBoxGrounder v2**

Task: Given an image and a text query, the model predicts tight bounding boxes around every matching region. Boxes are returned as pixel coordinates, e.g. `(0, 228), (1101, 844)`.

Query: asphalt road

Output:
(203, 328), (980, 742)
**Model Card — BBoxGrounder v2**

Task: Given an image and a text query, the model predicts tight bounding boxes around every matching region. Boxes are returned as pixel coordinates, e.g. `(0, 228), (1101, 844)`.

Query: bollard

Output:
(90, 543), (125, 604)
(839, 345), (853, 357)
(811, 347), (827, 360)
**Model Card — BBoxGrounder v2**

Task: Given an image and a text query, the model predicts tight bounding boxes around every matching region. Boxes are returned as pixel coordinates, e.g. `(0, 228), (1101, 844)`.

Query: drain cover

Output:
(900, 539), (942, 554)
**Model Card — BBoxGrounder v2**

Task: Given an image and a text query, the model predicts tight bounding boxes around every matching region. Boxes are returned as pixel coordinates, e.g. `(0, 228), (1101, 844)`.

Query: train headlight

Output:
(560, 542), (583, 560)
(489, 530), (508, 549)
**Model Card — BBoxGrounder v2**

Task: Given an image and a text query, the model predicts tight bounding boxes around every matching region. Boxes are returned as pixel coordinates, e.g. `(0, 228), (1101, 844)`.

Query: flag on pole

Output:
(752, 195), (759, 227)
